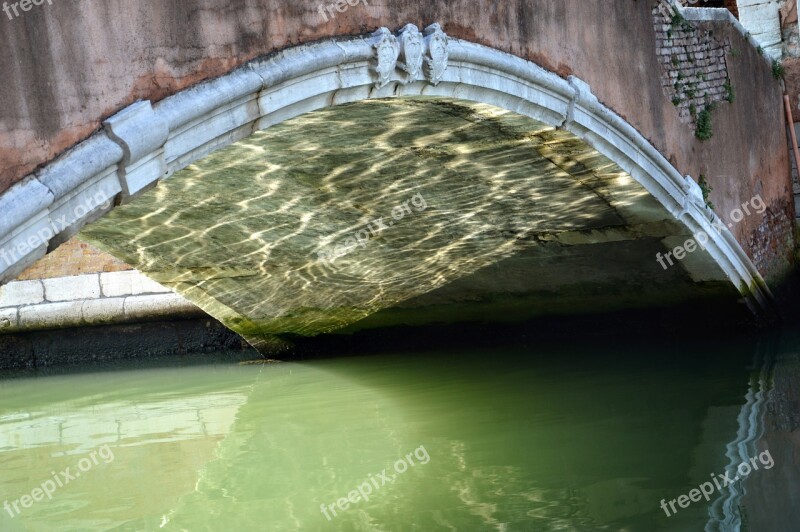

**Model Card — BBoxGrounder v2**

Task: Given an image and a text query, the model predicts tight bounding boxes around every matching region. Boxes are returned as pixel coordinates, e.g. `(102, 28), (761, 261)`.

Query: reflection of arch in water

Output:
(706, 341), (774, 531)
(154, 362), (415, 530)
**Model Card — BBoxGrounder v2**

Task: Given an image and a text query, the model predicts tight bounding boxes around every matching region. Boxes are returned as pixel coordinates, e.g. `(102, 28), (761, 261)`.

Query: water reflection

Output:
(0, 332), (796, 530)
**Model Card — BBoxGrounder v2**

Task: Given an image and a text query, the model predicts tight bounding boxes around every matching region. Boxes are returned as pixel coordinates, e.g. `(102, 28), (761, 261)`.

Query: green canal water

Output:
(0, 331), (796, 531)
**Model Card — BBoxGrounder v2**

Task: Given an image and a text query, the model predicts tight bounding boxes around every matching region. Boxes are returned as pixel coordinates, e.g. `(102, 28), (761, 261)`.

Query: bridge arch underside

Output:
(79, 97), (751, 353)
(0, 32), (772, 353)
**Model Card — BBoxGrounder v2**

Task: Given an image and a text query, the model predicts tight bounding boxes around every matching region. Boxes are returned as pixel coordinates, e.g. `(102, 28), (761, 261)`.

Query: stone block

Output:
(117, 149), (167, 201)
(124, 293), (202, 321)
(18, 301), (84, 330)
(48, 166), (120, 237)
(163, 93), (260, 167)
(0, 177), (54, 240)
(81, 298), (126, 324)
(104, 101), (170, 165)
(0, 308), (18, 331)
(100, 270), (170, 298)
(0, 280), (44, 308)
(43, 275), (101, 302)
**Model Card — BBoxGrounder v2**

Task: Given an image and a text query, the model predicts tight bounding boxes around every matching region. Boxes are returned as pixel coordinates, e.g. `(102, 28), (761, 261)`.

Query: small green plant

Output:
(724, 78), (735, 103)
(670, 12), (685, 28)
(670, 11), (694, 32)
(686, 84), (696, 99)
(672, 55), (680, 66)
(689, 102), (697, 118)
(772, 59), (785, 80)
(698, 174), (715, 210)
(672, 95), (682, 106)
(695, 105), (713, 141)
(730, 48), (741, 58)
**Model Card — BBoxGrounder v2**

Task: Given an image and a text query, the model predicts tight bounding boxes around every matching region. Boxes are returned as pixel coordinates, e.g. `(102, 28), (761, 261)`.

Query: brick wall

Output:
(653, 5), (734, 125)
(15, 239), (132, 281)
(749, 199), (797, 272)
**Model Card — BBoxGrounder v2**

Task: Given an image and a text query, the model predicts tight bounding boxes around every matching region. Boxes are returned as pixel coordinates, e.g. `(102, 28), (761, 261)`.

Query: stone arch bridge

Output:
(0, 0), (796, 352)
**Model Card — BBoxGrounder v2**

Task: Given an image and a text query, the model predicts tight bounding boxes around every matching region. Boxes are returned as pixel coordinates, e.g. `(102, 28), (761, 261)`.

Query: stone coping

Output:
(0, 270), (204, 333)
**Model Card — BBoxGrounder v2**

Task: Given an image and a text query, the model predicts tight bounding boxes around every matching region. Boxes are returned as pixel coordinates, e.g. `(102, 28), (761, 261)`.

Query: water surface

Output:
(0, 332), (796, 531)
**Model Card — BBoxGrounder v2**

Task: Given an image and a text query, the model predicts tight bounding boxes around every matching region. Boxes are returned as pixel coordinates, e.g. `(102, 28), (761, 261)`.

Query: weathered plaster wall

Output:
(0, 0), (793, 279)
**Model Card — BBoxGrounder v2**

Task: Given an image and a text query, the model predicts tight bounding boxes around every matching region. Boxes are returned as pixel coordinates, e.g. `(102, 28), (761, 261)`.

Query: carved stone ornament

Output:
(424, 23), (449, 85)
(372, 27), (401, 89)
(399, 24), (424, 83)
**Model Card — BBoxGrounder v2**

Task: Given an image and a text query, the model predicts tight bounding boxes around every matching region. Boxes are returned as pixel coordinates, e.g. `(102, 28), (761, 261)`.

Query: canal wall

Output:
(0, 269), (203, 334)
(0, 239), (257, 369)
(0, 318), (251, 370)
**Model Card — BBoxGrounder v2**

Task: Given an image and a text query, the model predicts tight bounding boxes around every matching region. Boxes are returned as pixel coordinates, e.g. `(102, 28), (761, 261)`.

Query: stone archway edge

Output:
(0, 23), (772, 312)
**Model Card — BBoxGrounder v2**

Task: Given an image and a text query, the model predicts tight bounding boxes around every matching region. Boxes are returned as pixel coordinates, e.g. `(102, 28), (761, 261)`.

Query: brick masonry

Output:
(15, 238), (132, 281)
(653, 3), (733, 124)
(749, 198), (796, 274)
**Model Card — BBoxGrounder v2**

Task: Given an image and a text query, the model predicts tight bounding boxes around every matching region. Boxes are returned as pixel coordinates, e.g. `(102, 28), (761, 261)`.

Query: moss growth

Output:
(772, 59), (785, 80)
(670, 11), (694, 32)
(698, 174), (715, 210)
(724, 78), (735, 103)
(695, 106), (713, 141)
